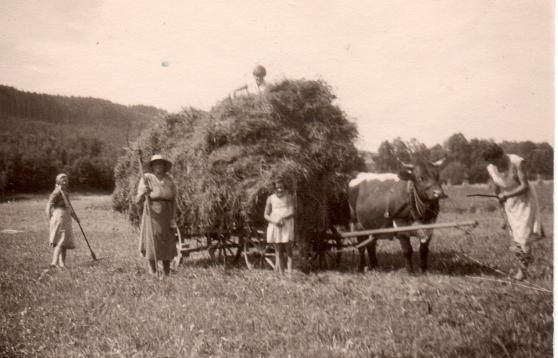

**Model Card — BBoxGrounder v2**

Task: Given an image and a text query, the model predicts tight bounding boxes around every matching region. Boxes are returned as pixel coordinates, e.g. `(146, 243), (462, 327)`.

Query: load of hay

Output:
(112, 79), (364, 236)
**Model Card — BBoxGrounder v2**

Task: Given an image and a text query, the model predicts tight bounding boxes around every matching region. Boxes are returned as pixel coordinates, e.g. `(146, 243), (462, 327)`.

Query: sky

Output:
(0, 0), (553, 151)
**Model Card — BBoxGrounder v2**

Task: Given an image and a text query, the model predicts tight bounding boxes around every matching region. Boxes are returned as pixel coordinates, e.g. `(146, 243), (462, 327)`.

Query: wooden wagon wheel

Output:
(207, 232), (243, 266)
(174, 230), (212, 267)
(243, 230), (276, 270)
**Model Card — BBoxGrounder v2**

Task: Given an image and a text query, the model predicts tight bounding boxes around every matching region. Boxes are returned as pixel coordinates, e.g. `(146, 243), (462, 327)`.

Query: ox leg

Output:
(419, 241), (430, 273)
(367, 237), (377, 270)
(398, 236), (413, 273)
(358, 246), (366, 273)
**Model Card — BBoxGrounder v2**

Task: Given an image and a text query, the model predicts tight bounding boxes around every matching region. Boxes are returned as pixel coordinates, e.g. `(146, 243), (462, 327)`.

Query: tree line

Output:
(372, 133), (553, 185)
(0, 128), (114, 193)
(0, 85), (165, 195)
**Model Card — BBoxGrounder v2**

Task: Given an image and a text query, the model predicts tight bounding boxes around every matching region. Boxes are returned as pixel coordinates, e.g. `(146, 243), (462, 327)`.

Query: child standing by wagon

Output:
(264, 179), (295, 274)
(45, 173), (77, 268)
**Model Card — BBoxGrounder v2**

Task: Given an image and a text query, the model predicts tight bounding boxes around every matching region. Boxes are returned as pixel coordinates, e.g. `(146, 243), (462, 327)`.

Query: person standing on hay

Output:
(264, 178), (295, 274)
(135, 154), (177, 276)
(231, 65), (268, 98)
(482, 143), (544, 281)
(45, 173), (76, 268)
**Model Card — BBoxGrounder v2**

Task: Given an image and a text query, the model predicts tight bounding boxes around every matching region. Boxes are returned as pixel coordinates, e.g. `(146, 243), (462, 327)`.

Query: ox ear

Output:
(431, 157), (446, 167)
(397, 169), (414, 181)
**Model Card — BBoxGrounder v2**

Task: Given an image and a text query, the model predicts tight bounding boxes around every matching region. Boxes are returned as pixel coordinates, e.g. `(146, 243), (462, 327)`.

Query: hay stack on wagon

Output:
(112, 79), (364, 237)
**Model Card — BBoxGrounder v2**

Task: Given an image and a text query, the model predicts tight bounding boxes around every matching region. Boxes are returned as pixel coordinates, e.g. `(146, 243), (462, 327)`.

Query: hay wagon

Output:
(173, 226), (344, 270)
(172, 227), (276, 269)
(173, 220), (477, 270)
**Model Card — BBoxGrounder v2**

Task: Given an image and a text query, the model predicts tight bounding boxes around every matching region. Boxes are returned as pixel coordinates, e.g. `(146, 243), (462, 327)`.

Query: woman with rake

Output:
(135, 154), (177, 276)
(483, 144), (544, 281)
(46, 173), (77, 268)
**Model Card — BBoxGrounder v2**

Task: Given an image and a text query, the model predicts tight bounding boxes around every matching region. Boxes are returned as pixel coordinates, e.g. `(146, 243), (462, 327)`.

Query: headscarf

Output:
(55, 173), (68, 189)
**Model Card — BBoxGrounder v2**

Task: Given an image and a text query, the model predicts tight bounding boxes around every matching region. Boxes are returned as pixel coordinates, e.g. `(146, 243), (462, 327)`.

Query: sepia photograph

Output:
(0, 1), (553, 357)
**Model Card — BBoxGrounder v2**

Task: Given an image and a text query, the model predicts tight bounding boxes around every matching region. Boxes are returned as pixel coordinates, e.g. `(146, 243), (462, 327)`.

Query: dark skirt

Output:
(139, 200), (177, 260)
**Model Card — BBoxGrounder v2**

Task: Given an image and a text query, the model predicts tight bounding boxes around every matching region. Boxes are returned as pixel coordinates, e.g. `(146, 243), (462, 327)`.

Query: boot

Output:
(163, 260), (171, 276)
(419, 244), (429, 273)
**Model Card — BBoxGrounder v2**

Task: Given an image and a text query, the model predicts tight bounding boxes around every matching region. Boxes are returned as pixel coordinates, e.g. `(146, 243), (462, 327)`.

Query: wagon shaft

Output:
(344, 220), (477, 249)
(342, 220), (477, 238)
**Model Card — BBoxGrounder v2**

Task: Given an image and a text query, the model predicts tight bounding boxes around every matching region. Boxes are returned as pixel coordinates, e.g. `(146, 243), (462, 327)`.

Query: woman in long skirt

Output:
(264, 179), (295, 274)
(135, 154), (177, 276)
(45, 173), (77, 268)
(483, 144), (544, 280)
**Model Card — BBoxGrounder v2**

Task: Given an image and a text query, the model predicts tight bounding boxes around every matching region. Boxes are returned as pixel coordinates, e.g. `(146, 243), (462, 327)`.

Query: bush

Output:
(468, 163), (489, 184)
(440, 161), (467, 185)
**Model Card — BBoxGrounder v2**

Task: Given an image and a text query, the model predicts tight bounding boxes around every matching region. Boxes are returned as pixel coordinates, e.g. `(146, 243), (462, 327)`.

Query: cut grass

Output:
(0, 183), (553, 357)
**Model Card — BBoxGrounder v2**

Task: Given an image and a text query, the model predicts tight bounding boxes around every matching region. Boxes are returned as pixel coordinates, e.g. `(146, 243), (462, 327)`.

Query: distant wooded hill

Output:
(0, 85), (166, 193)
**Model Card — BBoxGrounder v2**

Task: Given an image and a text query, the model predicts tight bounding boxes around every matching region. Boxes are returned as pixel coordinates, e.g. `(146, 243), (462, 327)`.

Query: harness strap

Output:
(384, 187), (408, 225)
(384, 189), (392, 219)
(407, 181), (439, 223)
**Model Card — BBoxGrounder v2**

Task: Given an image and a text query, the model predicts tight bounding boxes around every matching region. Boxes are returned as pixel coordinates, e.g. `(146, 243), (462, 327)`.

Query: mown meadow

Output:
(0, 183), (553, 357)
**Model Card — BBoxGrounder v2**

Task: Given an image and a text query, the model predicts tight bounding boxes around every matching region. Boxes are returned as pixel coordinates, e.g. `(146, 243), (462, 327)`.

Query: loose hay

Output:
(112, 79), (364, 236)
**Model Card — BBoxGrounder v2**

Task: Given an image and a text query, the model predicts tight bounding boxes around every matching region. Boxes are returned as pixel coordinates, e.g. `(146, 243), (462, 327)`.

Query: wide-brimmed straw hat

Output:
(148, 154), (172, 172)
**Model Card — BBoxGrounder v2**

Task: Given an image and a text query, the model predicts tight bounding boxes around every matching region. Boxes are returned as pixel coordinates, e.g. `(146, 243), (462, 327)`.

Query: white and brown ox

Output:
(348, 158), (446, 273)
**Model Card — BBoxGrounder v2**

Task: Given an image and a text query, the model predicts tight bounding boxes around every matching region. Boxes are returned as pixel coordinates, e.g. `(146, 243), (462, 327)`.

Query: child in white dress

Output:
(264, 179), (295, 274)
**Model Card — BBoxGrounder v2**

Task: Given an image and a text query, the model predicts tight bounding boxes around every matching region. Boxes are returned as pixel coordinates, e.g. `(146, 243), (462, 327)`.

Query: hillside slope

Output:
(0, 85), (166, 193)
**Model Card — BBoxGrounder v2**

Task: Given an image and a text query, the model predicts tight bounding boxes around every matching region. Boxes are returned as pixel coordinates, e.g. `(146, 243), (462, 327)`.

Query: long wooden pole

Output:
(467, 193), (510, 233)
(59, 190), (97, 260)
(466, 194), (498, 198)
(349, 220), (478, 249)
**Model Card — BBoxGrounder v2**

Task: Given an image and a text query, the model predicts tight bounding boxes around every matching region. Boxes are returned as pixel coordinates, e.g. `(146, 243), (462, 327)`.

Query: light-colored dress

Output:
(236, 80), (267, 98)
(266, 193), (294, 244)
(137, 173), (177, 261)
(486, 154), (543, 253)
(47, 188), (75, 249)
(247, 81), (266, 97)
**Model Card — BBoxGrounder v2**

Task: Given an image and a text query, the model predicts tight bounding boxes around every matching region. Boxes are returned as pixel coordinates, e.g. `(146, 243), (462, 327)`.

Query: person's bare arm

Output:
(135, 177), (151, 204)
(45, 190), (57, 218)
(279, 195), (295, 221)
(499, 161), (529, 201)
(488, 178), (500, 196)
(264, 196), (278, 225)
(231, 85), (248, 98)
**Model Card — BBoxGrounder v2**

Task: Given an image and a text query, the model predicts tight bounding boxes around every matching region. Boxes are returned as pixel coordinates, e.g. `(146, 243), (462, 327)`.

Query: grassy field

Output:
(0, 183), (553, 357)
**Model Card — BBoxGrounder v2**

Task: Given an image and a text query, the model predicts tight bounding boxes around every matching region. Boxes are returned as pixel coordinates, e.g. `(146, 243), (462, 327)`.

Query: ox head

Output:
(398, 157), (447, 201)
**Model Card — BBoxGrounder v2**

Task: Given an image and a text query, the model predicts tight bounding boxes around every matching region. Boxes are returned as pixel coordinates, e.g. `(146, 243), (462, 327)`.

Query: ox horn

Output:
(431, 157), (446, 167)
(397, 158), (414, 169)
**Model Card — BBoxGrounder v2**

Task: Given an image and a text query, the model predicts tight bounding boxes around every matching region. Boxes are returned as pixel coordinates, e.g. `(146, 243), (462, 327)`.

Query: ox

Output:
(348, 158), (446, 273)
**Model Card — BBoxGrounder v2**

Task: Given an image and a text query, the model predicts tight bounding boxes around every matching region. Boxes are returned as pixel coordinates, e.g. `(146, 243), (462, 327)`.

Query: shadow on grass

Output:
(308, 249), (499, 277)
(175, 247), (500, 277)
